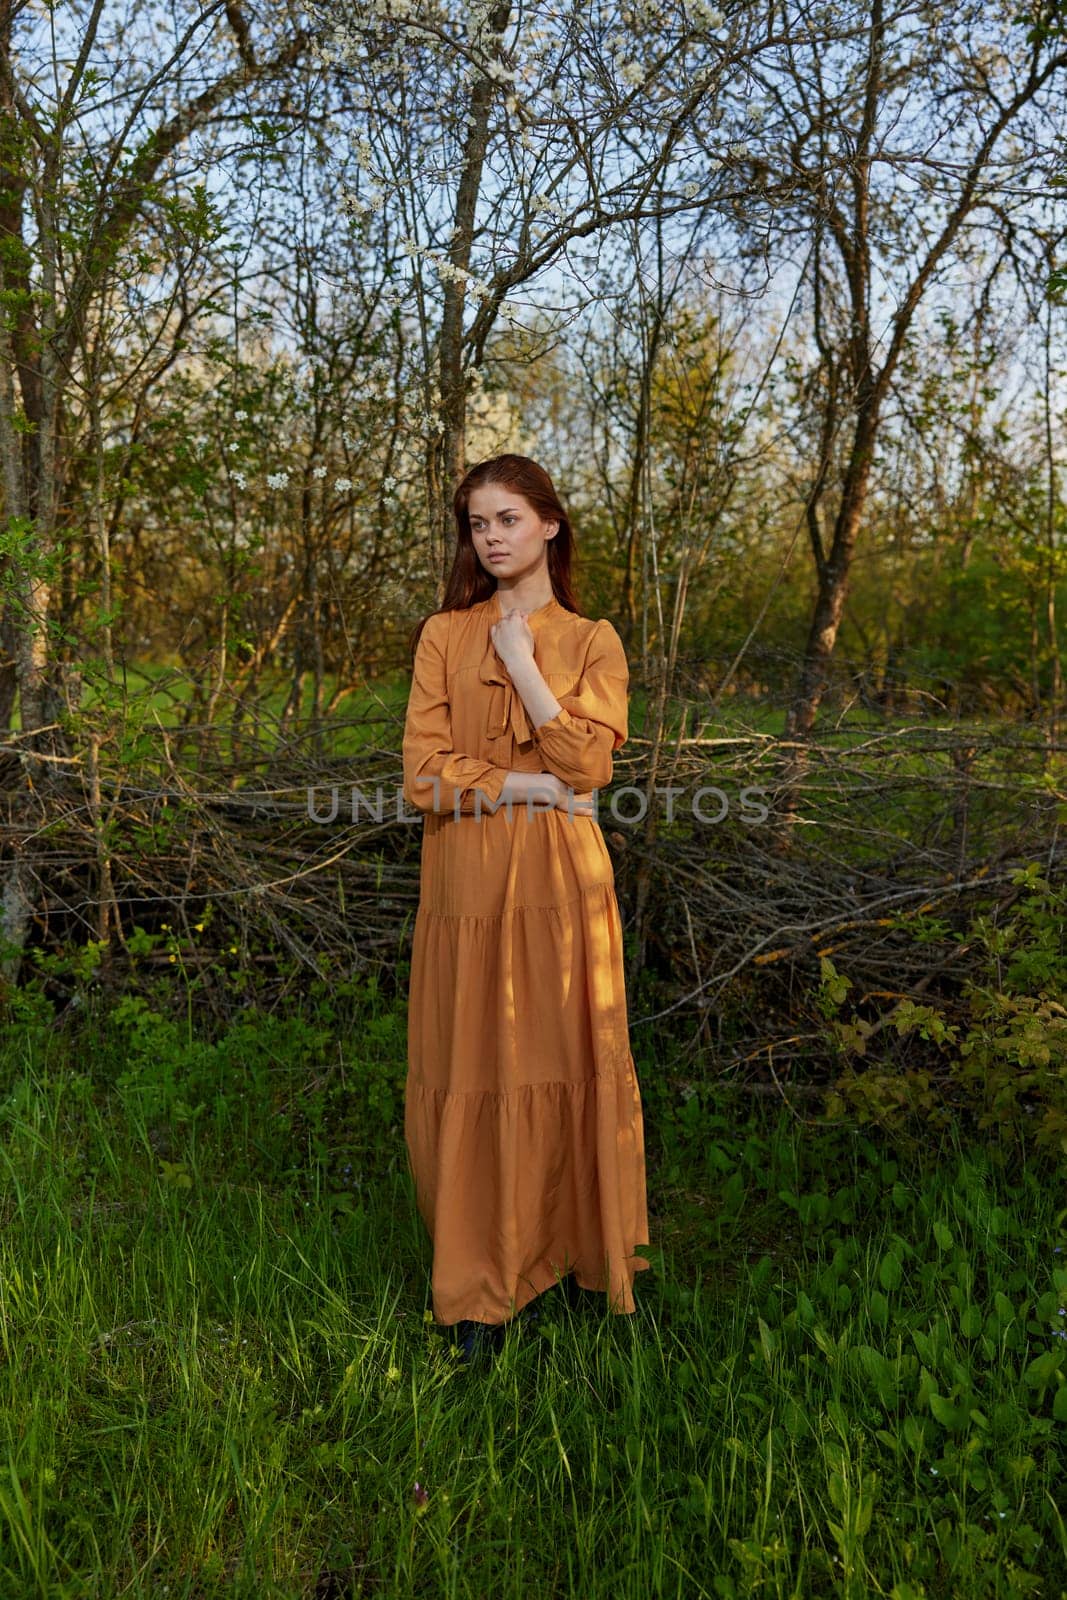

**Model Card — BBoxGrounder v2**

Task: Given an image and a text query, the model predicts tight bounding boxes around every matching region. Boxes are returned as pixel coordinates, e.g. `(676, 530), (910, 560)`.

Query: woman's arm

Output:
(497, 770), (593, 813)
(501, 655), (563, 735)
(521, 620), (629, 793)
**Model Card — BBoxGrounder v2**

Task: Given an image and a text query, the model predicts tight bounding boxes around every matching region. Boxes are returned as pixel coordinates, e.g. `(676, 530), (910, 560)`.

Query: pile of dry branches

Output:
(0, 712), (1062, 1094)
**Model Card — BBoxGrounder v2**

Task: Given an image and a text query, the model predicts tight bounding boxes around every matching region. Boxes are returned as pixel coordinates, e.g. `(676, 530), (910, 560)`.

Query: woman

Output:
(402, 453), (650, 1366)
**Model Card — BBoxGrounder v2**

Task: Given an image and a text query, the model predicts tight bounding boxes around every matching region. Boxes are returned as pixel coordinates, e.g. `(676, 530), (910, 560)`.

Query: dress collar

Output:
(488, 591), (561, 627)
(477, 593), (563, 744)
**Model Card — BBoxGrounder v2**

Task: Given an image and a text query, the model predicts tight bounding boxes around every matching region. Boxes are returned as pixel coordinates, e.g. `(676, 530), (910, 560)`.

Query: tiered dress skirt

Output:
(405, 800), (650, 1326)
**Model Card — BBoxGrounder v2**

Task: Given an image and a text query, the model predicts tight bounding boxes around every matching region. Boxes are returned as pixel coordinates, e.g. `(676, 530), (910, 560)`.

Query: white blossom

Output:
(312, 465), (328, 479)
(266, 471), (289, 490)
(334, 476), (353, 492)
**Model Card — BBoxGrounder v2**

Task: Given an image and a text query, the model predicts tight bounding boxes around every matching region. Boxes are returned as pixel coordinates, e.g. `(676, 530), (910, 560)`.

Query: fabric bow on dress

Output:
(477, 638), (535, 746)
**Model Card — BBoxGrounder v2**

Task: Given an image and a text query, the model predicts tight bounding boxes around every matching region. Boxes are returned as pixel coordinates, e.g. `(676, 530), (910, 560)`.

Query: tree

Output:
(307, 0), (865, 589)
(716, 0), (1067, 829)
(0, 0), (312, 969)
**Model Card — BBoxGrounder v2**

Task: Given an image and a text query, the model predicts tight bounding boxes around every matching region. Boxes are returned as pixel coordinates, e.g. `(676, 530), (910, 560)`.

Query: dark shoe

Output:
(520, 1295), (543, 1329)
(523, 1272), (590, 1327)
(561, 1271), (588, 1309)
(454, 1319), (504, 1366)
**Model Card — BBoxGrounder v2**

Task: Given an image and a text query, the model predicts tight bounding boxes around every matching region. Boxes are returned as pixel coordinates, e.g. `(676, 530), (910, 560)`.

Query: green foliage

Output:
(822, 866), (1067, 1155)
(31, 955), (411, 1211)
(0, 1019), (1065, 1597)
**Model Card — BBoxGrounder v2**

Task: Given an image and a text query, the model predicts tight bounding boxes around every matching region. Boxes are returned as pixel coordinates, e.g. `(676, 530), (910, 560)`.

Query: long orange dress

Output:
(401, 591), (651, 1327)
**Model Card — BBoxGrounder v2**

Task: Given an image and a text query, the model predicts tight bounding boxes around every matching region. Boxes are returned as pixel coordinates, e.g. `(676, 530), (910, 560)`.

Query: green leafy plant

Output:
(822, 867), (1067, 1157)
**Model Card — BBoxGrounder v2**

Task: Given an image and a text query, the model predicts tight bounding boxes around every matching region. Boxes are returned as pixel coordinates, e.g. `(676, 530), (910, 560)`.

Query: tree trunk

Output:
(433, 2), (512, 583)
(771, 412), (878, 848)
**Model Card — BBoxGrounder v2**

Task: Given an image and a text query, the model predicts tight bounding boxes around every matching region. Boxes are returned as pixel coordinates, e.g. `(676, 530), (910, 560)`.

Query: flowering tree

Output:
(0, 0), (312, 769)
(307, 0), (865, 582)
(0, 0), (312, 966)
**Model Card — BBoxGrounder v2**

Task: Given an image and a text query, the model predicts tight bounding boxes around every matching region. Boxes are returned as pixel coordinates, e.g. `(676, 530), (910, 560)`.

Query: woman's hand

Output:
(499, 770), (596, 816)
(550, 776), (595, 817)
(490, 607), (536, 673)
(557, 793), (595, 817)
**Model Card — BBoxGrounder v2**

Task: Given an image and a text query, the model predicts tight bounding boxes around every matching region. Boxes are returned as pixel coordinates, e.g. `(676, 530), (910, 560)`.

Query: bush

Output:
(821, 864), (1067, 1161)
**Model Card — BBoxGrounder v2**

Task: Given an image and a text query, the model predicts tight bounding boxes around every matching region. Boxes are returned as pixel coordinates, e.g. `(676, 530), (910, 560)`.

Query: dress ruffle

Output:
(405, 1063), (650, 1325)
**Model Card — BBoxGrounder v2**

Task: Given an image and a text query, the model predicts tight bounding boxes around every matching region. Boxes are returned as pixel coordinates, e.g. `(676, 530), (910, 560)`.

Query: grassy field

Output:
(1, 990), (1065, 1599)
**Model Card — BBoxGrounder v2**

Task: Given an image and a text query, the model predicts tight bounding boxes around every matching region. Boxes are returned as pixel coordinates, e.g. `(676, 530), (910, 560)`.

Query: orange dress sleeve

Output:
(529, 618), (629, 793)
(403, 612), (511, 814)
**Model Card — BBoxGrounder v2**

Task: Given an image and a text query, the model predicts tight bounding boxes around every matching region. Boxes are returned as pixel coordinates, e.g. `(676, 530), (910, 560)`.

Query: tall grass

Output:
(0, 1001), (1064, 1598)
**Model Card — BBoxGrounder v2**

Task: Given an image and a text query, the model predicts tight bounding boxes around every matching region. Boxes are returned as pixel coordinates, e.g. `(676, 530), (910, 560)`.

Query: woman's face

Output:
(467, 484), (558, 582)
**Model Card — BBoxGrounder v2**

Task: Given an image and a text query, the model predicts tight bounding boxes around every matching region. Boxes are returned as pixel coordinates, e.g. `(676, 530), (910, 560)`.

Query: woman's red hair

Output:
(407, 454), (584, 662)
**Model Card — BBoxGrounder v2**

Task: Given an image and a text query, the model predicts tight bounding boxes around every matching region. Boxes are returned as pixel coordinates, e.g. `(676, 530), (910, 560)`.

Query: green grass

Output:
(1, 994), (1065, 1599)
